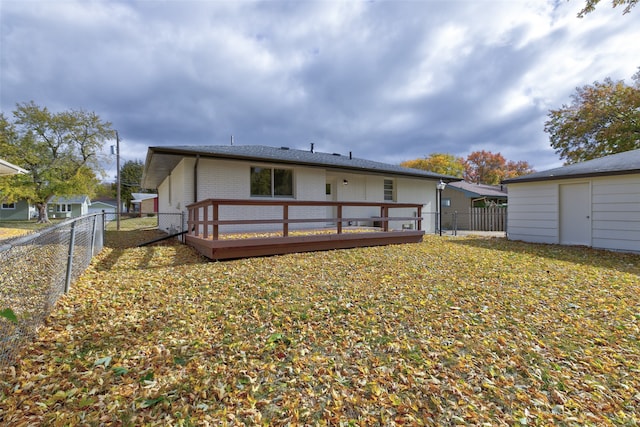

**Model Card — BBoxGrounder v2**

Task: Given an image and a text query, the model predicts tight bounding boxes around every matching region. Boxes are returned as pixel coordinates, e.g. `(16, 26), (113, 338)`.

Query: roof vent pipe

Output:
(349, 151), (352, 160)
(310, 143), (314, 153)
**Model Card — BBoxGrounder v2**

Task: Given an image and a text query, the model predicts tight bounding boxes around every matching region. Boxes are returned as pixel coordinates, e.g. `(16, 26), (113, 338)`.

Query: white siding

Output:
(195, 159), (325, 233)
(506, 182), (558, 244)
(158, 157), (437, 234)
(591, 175), (640, 252)
(507, 174), (640, 253)
(156, 158), (193, 232)
(325, 173), (435, 232)
(396, 177), (434, 232)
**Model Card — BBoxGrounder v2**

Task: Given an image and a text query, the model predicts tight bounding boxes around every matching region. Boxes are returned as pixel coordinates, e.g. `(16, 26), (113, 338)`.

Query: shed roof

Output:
(447, 181), (508, 198)
(90, 199), (117, 208)
(142, 145), (460, 189)
(503, 149), (640, 184)
(131, 193), (158, 201)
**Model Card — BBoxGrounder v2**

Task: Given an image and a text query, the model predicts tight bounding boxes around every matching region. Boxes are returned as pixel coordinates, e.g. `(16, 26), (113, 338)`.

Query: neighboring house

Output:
(89, 198), (117, 221)
(441, 181), (508, 230)
(48, 195), (90, 219)
(131, 193), (158, 214)
(0, 199), (36, 221)
(141, 144), (460, 234)
(0, 158), (32, 220)
(503, 149), (640, 253)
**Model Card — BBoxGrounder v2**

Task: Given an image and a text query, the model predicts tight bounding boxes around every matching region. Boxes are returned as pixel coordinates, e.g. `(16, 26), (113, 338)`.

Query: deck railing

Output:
(187, 199), (424, 239)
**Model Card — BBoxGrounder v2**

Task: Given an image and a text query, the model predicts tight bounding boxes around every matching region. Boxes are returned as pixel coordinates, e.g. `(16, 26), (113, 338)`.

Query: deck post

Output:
(417, 206), (422, 231)
(213, 201), (219, 240)
(381, 206), (389, 231)
(283, 204), (289, 237)
(202, 204), (209, 239)
(337, 204), (342, 234)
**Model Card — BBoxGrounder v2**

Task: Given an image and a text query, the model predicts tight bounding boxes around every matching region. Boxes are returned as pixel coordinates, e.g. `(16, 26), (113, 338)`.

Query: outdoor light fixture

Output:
(343, 179), (349, 185)
(436, 180), (446, 236)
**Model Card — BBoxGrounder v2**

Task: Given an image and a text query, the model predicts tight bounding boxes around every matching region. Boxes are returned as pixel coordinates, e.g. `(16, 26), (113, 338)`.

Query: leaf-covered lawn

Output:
(1, 235), (639, 426)
(0, 227), (31, 241)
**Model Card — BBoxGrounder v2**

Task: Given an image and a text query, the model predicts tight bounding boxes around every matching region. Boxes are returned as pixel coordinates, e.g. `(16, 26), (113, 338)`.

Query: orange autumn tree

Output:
(402, 151), (534, 184)
(464, 150), (534, 184)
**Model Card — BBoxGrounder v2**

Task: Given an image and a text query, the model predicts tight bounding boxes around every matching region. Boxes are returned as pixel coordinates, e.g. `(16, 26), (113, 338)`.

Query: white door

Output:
(326, 180), (337, 225)
(559, 182), (591, 246)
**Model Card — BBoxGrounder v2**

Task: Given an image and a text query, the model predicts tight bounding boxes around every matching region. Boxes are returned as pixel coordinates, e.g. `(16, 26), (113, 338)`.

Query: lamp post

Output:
(437, 180), (446, 236)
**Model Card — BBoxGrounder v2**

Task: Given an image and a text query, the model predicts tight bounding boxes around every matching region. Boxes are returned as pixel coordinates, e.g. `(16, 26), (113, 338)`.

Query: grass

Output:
(1, 233), (639, 425)
(105, 215), (159, 232)
(0, 219), (67, 241)
(0, 219), (66, 231)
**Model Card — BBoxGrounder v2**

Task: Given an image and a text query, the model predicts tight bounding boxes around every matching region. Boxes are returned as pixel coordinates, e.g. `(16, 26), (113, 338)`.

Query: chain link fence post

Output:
(64, 221), (77, 294)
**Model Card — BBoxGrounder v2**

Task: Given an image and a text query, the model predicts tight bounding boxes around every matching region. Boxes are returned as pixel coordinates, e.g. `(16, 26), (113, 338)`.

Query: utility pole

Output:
(116, 131), (121, 231)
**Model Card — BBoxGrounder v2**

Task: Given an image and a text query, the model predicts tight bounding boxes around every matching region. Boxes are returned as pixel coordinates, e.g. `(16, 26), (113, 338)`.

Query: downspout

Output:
(194, 154), (200, 203)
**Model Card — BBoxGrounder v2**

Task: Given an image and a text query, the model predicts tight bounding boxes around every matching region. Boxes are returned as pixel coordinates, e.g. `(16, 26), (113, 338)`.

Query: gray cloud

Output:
(2, 0), (638, 178)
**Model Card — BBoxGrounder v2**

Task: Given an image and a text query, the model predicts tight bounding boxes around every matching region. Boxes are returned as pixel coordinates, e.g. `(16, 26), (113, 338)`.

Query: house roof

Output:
(0, 158), (28, 176)
(131, 193), (158, 204)
(503, 148), (640, 184)
(142, 145), (461, 189)
(90, 198), (117, 208)
(131, 193), (158, 201)
(49, 195), (90, 205)
(447, 181), (508, 198)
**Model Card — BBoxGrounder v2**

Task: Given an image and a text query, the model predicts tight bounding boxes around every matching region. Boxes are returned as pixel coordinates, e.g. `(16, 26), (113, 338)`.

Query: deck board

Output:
(186, 230), (424, 260)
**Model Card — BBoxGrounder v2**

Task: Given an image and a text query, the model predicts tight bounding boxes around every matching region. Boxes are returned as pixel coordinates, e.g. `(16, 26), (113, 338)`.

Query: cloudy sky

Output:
(1, 0), (639, 180)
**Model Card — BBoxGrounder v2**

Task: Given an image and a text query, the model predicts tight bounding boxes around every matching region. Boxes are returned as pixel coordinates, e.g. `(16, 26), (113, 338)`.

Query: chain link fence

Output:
(0, 213), (104, 366)
(104, 212), (185, 247)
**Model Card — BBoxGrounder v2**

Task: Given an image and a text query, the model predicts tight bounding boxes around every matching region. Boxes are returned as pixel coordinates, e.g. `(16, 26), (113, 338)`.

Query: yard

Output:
(0, 219), (66, 241)
(1, 234), (639, 425)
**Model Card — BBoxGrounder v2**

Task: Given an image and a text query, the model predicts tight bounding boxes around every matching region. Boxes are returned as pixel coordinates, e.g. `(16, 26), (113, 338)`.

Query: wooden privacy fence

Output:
(470, 206), (506, 231)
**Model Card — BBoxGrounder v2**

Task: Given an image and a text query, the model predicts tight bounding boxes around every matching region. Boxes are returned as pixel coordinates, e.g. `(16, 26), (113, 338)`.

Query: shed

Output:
(131, 193), (158, 214)
(502, 149), (640, 253)
(89, 199), (117, 221)
(441, 181), (507, 231)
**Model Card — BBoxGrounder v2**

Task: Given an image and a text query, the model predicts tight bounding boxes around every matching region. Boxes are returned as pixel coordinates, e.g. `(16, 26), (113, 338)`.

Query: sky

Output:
(1, 0), (639, 181)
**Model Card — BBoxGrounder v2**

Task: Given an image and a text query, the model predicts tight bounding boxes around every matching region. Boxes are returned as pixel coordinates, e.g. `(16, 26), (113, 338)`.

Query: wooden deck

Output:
(186, 199), (426, 260)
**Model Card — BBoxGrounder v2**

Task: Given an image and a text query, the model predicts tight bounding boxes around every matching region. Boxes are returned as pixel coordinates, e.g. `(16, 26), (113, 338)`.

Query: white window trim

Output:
(384, 179), (395, 202)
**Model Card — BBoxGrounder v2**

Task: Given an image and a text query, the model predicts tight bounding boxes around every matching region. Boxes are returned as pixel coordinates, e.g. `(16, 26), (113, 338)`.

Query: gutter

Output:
(194, 154), (200, 203)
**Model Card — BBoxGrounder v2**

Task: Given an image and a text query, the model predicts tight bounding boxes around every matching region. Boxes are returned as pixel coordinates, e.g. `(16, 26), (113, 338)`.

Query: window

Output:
(384, 179), (394, 201)
(56, 204), (72, 212)
(442, 198), (451, 207)
(251, 167), (293, 197)
(1, 203), (16, 209)
(325, 183), (332, 195)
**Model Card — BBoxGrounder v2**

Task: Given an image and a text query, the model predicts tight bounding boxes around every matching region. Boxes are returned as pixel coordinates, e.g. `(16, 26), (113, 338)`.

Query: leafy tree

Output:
(577, 0), (637, 17)
(0, 102), (114, 222)
(119, 160), (144, 211)
(400, 153), (465, 177)
(464, 150), (534, 185)
(545, 70), (640, 164)
(94, 182), (116, 199)
(503, 160), (536, 181)
(402, 151), (533, 184)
